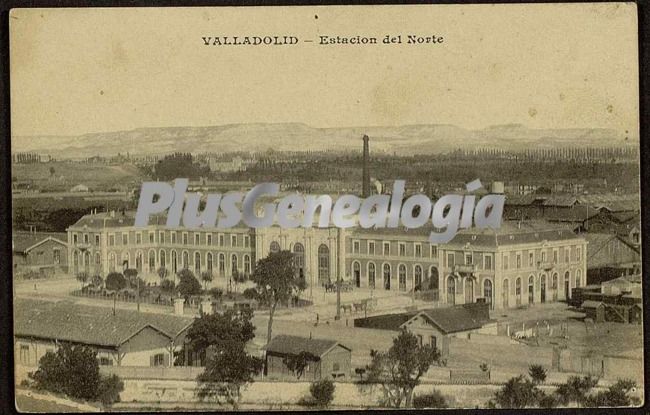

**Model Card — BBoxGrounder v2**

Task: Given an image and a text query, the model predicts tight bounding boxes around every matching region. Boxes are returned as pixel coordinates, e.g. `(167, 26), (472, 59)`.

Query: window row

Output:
(350, 239), (438, 258)
(104, 231), (252, 248)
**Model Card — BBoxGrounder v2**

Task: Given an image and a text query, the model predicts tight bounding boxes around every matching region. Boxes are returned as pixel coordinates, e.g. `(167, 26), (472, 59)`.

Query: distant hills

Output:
(12, 123), (637, 158)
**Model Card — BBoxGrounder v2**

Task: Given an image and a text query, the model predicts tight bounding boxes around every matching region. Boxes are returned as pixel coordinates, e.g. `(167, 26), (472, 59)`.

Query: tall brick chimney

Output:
(362, 134), (370, 197)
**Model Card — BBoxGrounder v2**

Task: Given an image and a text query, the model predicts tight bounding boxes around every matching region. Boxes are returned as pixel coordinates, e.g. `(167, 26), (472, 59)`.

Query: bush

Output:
(97, 374), (124, 406)
(161, 279), (175, 293)
(528, 364), (547, 384)
(105, 273), (126, 291)
(413, 390), (448, 408)
(207, 287), (223, 299)
(309, 379), (335, 408)
(177, 269), (202, 299)
(242, 288), (259, 300)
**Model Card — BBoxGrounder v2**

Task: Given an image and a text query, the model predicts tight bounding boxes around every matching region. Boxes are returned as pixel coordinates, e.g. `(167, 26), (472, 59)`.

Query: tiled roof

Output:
(69, 211), (251, 230)
(13, 232), (68, 253)
(542, 206), (599, 222)
(14, 298), (193, 347)
(263, 335), (350, 357)
(407, 305), (488, 334)
(445, 221), (583, 248)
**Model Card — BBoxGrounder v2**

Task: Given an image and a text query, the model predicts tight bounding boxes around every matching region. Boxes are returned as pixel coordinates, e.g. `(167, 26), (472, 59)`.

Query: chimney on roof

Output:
(174, 297), (185, 316)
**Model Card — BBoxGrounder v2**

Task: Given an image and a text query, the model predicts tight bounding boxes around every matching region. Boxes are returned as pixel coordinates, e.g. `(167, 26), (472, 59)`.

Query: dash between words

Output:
(201, 34), (444, 46)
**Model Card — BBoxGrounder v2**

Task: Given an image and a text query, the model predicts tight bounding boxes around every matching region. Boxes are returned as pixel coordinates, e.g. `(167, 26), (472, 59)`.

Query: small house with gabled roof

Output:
(262, 335), (351, 381)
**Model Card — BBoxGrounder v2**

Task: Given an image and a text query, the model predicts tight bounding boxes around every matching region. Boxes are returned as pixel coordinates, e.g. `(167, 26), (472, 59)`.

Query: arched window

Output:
(429, 266), (439, 290)
(95, 252), (101, 265)
(502, 279), (509, 308)
(207, 252), (213, 272)
(219, 253), (226, 274)
(171, 251), (178, 274)
(182, 251), (189, 270)
(109, 252), (116, 273)
(352, 261), (361, 288)
(552, 273), (559, 289)
(270, 241), (280, 253)
(528, 275), (535, 304)
(465, 278), (474, 303)
(447, 276), (456, 305)
(564, 271), (571, 299)
(121, 252), (130, 270)
(383, 263), (391, 290)
(368, 262), (376, 289)
(159, 250), (166, 269)
(244, 254), (251, 275)
(540, 274), (547, 303)
(294, 243), (305, 277)
(231, 254), (238, 273)
(135, 251), (143, 273)
(515, 277), (522, 305)
(575, 269), (581, 288)
(318, 244), (330, 283)
(398, 264), (407, 291)
(149, 250), (156, 273)
(84, 251), (91, 272)
(194, 252), (201, 274)
(414, 265), (423, 291)
(483, 279), (493, 305)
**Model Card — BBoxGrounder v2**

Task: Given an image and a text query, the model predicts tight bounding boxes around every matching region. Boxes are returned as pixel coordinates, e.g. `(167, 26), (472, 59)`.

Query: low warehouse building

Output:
(263, 335), (351, 381)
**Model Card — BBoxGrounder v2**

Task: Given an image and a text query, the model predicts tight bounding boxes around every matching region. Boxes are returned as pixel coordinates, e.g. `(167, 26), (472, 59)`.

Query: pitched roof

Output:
(263, 335), (350, 357)
(581, 300), (605, 309)
(445, 220), (583, 248)
(403, 305), (490, 334)
(14, 298), (193, 347)
(13, 232), (68, 253)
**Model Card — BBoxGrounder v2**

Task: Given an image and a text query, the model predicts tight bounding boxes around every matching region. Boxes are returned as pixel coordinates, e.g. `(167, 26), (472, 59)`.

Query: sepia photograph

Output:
(8, 3), (643, 411)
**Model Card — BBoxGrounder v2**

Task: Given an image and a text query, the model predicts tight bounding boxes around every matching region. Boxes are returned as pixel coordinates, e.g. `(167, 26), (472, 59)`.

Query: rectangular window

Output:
(171, 232), (177, 244)
(136, 233), (142, 244)
(219, 234), (225, 246)
(368, 241), (375, 255)
(564, 248), (570, 263)
(19, 345), (30, 365)
(244, 235), (250, 248)
(149, 232), (155, 243)
(207, 234), (212, 245)
(353, 240), (360, 254)
(465, 253), (472, 265)
(516, 254), (521, 269)
(122, 233), (128, 245)
(98, 357), (113, 366)
(399, 243), (406, 256)
(541, 250), (547, 262)
(577, 247), (582, 262)
(485, 255), (492, 270)
(430, 336), (437, 349)
(528, 252), (534, 267)
(431, 245), (438, 257)
(182, 233), (188, 245)
(73, 234), (78, 244)
(447, 253), (455, 267)
(159, 232), (165, 244)
(383, 242), (390, 256)
(84, 234), (89, 244)
(194, 233), (200, 245)
(95, 235), (100, 245)
(415, 244), (422, 257)
(231, 235), (237, 247)
(152, 353), (165, 367)
(503, 254), (509, 270)
(417, 335), (423, 346)
(553, 250), (558, 263)
(53, 249), (61, 264)
(109, 234), (115, 246)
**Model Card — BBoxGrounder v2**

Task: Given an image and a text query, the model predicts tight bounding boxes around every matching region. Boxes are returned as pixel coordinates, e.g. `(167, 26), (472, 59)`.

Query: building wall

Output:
(401, 314), (451, 356)
(265, 353), (321, 381)
(320, 346), (352, 380)
(14, 239), (68, 275)
(14, 337), (117, 367)
(346, 231), (440, 293)
(439, 238), (588, 310)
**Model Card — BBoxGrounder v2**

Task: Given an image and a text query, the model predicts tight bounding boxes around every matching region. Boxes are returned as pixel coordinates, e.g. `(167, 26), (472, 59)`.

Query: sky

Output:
(10, 3), (639, 137)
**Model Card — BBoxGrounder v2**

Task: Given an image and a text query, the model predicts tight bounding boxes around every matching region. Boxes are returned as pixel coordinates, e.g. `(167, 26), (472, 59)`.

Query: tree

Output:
(76, 271), (90, 289)
(29, 343), (122, 405)
(554, 375), (598, 407)
(157, 267), (169, 284)
(283, 351), (317, 380)
(177, 269), (202, 300)
(251, 250), (306, 344)
(91, 274), (103, 288)
(413, 390), (449, 408)
(528, 364), (547, 384)
(308, 379), (336, 408)
(184, 309), (256, 354)
(490, 375), (543, 408)
(123, 268), (139, 289)
(196, 344), (263, 409)
(105, 272), (126, 291)
(366, 328), (442, 407)
(584, 379), (640, 407)
(201, 270), (214, 291)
